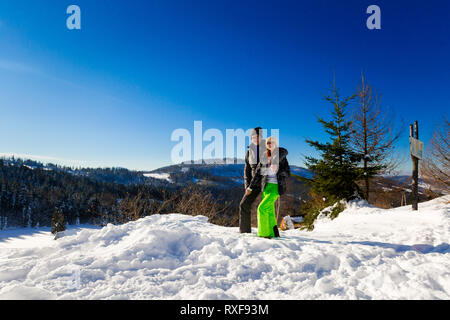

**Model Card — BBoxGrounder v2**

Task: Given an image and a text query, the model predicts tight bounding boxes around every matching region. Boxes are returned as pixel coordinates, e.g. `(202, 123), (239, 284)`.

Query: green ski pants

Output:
(257, 183), (279, 238)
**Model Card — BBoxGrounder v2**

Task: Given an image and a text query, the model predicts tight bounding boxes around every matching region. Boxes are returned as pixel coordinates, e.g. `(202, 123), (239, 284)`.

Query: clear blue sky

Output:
(0, 0), (449, 172)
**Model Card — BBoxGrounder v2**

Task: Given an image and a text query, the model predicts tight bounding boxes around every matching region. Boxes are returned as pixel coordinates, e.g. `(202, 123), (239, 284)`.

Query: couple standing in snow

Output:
(239, 127), (291, 238)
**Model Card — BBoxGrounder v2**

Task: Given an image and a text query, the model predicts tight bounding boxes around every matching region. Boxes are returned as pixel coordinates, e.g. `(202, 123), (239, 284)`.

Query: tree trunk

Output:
(364, 158), (369, 200)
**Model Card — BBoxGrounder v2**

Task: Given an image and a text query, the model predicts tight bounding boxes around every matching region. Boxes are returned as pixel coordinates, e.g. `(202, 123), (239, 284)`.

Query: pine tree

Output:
(51, 207), (66, 239)
(304, 79), (362, 205)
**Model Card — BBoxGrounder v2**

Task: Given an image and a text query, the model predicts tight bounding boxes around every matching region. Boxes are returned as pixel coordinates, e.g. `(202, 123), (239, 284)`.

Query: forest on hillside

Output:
(0, 158), (242, 229)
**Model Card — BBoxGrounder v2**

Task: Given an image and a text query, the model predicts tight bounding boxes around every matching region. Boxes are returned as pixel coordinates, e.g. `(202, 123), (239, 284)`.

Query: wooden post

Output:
(410, 121), (419, 210)
(401, 191), (406, 206)
(276, 198), (281, 225)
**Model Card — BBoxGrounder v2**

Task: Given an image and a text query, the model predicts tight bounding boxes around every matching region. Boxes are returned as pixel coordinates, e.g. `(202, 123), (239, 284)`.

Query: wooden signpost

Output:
(409, 121), (422, 211)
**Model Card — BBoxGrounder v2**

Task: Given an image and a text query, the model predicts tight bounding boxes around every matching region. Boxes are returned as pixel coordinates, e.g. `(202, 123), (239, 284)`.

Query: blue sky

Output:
(0, 0), (448, 172)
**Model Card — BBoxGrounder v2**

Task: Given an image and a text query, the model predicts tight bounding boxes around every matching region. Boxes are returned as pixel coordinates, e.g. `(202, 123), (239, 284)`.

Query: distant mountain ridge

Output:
(1, 156), (313, 188)
(144, 161), (313, 188)
(1, 156), (443, 229)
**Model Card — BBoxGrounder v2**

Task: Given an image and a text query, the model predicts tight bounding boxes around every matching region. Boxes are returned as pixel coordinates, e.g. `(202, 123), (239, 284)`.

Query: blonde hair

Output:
(266, 136), (278, 149)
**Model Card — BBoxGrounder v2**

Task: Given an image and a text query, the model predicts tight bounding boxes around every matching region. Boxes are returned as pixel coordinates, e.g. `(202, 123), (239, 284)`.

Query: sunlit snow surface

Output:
(0, 196), (449, 300)
(143, 173), (173, 183)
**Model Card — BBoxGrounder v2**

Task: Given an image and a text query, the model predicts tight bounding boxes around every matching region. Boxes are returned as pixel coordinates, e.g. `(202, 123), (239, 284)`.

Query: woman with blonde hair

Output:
(246, 137), (290, 238)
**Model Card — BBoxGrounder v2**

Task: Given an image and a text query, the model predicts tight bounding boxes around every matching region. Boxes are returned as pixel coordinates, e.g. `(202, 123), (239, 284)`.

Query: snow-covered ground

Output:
(143, 173), (173, 183)
(0, 196), (449, 300)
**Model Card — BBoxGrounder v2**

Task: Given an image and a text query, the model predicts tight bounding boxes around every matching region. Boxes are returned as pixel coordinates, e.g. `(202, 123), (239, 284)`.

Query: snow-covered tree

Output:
(51, 208), (66, 240)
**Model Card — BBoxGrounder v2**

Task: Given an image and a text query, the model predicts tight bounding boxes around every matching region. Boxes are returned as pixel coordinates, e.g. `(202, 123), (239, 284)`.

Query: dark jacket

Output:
(244, 141), (266, 189)
(248, 147), (291, 195)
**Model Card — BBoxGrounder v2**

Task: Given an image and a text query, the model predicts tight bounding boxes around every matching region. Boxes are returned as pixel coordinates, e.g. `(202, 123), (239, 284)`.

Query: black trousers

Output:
(239, 186), (261, 233)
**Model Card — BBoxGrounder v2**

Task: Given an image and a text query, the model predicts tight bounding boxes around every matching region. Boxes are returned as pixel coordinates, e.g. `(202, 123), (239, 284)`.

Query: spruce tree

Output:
(51, 207), (66, 239)
(304, 79), (362, 205)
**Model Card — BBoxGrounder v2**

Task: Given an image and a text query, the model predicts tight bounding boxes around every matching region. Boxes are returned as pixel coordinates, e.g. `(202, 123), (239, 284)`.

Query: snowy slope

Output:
(0, 196), (449, 300)
(143, 173), (173, 183)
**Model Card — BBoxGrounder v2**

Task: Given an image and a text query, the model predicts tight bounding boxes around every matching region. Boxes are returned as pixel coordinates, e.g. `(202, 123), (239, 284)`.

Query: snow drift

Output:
(0, 196), (449, 300)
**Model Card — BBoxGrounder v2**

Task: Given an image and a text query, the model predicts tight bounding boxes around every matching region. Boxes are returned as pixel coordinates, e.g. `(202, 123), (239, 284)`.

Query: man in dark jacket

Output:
(239, 127), (265, 233)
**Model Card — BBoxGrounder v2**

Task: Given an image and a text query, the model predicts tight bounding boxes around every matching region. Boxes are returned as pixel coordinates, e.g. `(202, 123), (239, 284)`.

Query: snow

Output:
(0, 196), (449, 300)
(143, 173), (173, 183)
